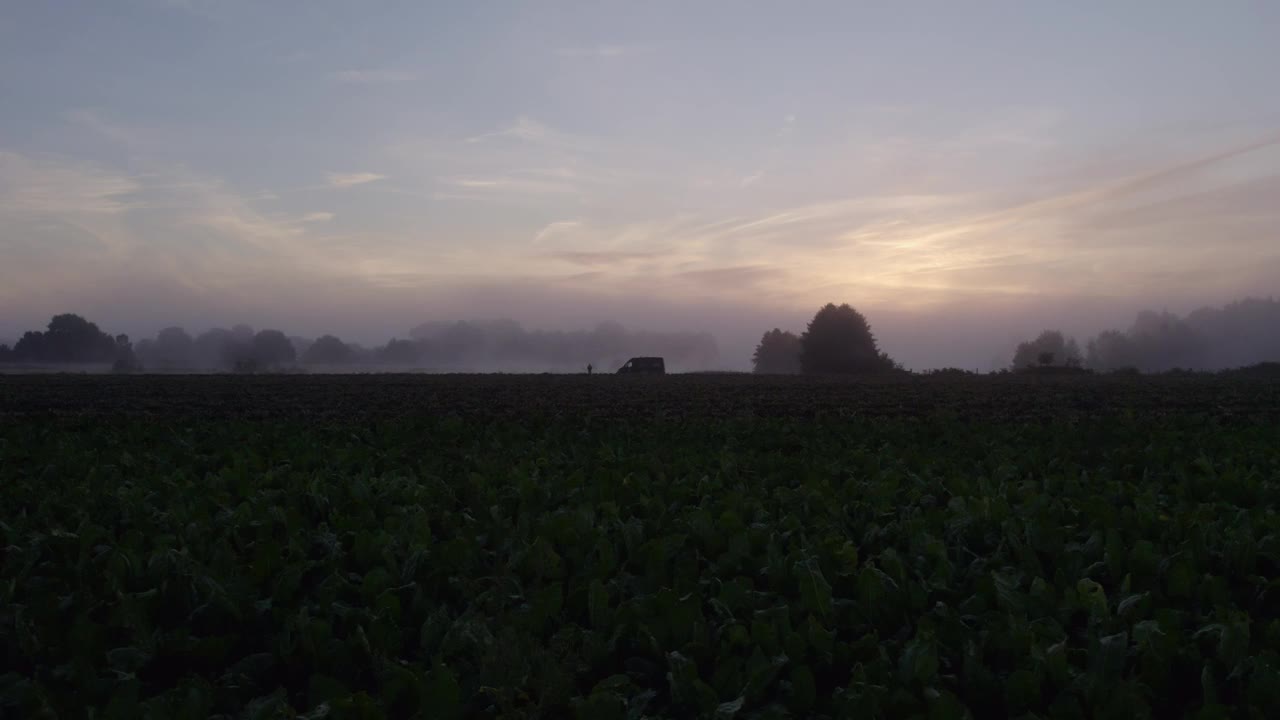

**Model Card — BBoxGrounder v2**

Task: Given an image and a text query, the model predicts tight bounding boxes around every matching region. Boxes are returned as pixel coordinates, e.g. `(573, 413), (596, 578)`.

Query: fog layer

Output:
(3, 286), (1276, 372)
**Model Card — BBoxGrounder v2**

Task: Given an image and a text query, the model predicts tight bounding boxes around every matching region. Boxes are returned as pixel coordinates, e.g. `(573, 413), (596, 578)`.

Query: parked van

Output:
(616, 357), (665, 374)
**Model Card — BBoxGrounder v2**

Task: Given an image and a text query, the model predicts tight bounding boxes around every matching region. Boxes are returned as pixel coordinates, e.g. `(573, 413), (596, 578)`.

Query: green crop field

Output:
(2, 374), (1280, 719)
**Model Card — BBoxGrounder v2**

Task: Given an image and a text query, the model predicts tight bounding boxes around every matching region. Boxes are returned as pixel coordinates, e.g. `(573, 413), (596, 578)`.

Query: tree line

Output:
(749, 296), (1279, 374)
(0, 315), (720, 372)
(4, 296), (1274, 374)
(0, 316), (301, 373)
(1006, 297), (1280, 372)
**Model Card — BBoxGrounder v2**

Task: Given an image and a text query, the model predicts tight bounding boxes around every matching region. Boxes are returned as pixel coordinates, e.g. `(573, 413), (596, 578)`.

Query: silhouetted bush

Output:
(1015, 365), (1093, 376)
(924, 368), (977, 378)
(1223, 361), (1280, 378)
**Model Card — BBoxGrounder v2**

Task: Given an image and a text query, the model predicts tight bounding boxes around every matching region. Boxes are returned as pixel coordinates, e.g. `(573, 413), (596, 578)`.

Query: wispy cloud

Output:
(465, 116), (554, 144)
(0, 147), (359, 306)
(676, 265), (788, 289)
(439, 175), (577, 196)
(332, 69), (415, 85)
(779, 114), (796, 139)
(451, 178), (506, 188)
(459, 117), (612, 159)
(495, 130), (1280, 309)
(430, 192), (489, 202)
(144, 0), (221, 18)
(555, 44), (650, 58)
(0, 151), (140, 215)
(542, 249), (663, 267)
(0, 151), (145, 268)
(35, 95), (1269, 321)
(65, 108), (187, 155)
(533, 220), (581, 243)
(326, 172), (386, 188)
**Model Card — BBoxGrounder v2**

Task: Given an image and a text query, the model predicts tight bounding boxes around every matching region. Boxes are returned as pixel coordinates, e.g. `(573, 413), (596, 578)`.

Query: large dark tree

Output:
(799, 303), (894, 374)
(752, 328), (802, 374)
(11, 314), (116, 363)
(302, 334), (354, 365)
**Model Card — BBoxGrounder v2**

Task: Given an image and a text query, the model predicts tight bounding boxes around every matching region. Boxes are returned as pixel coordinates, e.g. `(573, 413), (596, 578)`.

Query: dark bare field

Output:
(2, 372), (1278, 421)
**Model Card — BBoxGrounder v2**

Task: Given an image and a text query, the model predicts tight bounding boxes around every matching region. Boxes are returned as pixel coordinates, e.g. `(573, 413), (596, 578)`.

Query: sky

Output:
(1, 1), (1278, 370)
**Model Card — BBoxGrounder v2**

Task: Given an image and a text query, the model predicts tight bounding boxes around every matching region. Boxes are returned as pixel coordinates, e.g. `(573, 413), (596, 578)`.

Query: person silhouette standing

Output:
(587, 363), (593, 375)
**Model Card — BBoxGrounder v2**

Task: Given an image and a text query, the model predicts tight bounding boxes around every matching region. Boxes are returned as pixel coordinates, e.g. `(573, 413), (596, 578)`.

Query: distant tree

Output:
(1011, 330), (1081, 369)
(346, 344), (376, 364)
(1127, 311), (1205, 372)
(0, 343), (11, 363)
(302, 334), (354, 365)
(1185, 297), (1280, 369)
(112, 334), (141, 373)
(251, 329), (296, 368)
(1085, 330), (1136, 371)
(377, 338), (421, 365)
(1083, 311), (1214, 373)
(209, 325), (255, 368)
(188, 328), (232, 369)
(134, 338), (155, 363)
(799, 303), (894, 374)
(145, 326), (195, 369)
(293, 337), (320, 362)
(752, 328), (802, 374)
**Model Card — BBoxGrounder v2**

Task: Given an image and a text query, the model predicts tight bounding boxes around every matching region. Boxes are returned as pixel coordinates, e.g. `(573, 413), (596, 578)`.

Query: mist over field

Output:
(2, 293), (1278, 374)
